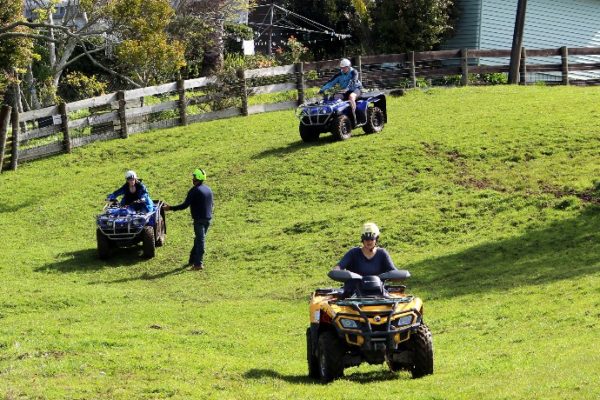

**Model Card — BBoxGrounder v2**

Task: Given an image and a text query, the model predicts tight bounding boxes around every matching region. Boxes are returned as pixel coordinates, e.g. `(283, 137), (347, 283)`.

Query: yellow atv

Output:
(306, 269), (433, 383)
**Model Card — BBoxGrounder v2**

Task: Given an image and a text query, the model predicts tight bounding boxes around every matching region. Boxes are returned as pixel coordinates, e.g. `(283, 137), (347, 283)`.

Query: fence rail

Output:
(2, 45), (600, 172)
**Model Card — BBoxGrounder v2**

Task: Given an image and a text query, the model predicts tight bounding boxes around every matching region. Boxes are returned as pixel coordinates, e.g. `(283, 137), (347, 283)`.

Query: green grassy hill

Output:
(1, 86), (599, 399)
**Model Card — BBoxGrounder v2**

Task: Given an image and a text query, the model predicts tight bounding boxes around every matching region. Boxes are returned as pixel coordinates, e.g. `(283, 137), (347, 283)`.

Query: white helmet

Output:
(125, 170), (137, 180)
(339, 58), (351, 68)
(361, 222), (380, 241)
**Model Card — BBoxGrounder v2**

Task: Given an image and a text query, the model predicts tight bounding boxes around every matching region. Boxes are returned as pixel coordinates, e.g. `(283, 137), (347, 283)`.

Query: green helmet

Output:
(192, 168), (206, 181)
(361, 222), (380, 241)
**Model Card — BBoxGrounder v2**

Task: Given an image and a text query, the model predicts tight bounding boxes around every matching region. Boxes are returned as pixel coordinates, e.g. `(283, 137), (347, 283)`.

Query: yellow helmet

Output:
(361, 222), (380, 241)
(192, 168), (206, 181)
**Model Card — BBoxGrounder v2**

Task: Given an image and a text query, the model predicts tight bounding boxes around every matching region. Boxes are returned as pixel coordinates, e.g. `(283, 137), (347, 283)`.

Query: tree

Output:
(279, 0), (456, 57)
(111, 0), (186, 85)
(0, 0), (184, 107)
(281, 0), (366, 58)
(0, 0), (35, 104)
(174, 0), (254, 76)
(370, 0), (456, 53)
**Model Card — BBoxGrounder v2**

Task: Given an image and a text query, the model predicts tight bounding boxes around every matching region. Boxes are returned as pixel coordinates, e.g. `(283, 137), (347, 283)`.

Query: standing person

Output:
(164, 168), (213, 271)
(319, 58), (363, 124)
(107, 170), (154, 212)
(333, 222), (397, 296)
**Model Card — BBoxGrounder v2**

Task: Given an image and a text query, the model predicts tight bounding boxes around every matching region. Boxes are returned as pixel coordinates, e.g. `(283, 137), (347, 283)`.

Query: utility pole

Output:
(267, 2), (274, 56)
(508, 0), (528, 84)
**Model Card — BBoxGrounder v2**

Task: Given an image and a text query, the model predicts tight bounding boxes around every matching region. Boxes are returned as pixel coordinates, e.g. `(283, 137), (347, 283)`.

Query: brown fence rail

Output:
(2, 46), (599, 171)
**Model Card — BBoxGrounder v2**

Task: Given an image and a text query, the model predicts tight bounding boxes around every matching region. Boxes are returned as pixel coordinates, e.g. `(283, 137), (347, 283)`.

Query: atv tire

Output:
(306, 328), (320, 379)
(331, 114), (352, 141)
(142, 226), (156, 258)
(96, 229), (111, 260)
(363, 106), (385, 134)
(299, 125), (320, 142)
(317, 330), (345, 383)
(155, 217), (166, 247)
(410, 324), (434, 378)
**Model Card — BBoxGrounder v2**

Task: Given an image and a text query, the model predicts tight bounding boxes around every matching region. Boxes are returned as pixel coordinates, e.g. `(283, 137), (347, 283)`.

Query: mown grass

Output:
(0, 85), (599, 399)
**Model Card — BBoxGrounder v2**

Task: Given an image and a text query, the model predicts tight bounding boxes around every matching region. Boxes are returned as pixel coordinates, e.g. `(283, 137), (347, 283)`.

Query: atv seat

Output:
(357, 91), (384, 100)
(342, 275), (389, 298)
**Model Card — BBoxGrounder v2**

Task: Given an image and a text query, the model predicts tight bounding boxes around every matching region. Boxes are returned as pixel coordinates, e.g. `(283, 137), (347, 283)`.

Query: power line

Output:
(249, 2), (351, 54)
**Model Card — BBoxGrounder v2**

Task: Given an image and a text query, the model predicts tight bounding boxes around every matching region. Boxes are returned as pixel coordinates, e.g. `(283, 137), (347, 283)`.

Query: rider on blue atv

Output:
(107, 170), (155, 212)
(319, 58), (363, 124)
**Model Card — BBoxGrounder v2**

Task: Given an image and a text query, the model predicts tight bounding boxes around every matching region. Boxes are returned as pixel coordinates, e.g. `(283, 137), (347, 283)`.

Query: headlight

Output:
(339, 318), (360, 329)
(395, 315), (413, 327)
(132, 217), (146, 226)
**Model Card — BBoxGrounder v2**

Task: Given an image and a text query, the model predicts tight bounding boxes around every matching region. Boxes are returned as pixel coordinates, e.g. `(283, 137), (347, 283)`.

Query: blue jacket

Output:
(320, 67), (362, 93)
(108, 181), (154, 212)
(337, 247), (396, 276)
(171, 183), (213, 221)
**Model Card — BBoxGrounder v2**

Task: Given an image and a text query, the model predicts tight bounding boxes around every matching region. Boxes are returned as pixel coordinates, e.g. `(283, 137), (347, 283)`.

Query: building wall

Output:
(479, 0), (600, 49)
(443, 0), (600, 80)
(442, 0), (483, 50)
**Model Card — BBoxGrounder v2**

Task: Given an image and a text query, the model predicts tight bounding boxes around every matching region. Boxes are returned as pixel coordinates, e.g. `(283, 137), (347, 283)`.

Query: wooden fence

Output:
(1, 46), (599, 172)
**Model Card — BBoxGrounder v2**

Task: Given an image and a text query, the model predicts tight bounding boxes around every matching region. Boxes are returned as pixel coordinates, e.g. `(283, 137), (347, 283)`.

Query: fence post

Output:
(519, 47), (527, 85)
(355, 55), (363, 80)
(117, 91), (128, 138)
(237, 69), (248, 116)
(409, 51), (417, 88)
(10, 106), (19, 170)
(561, 46), (569, 85)
(0, 105), (12, 173)
(177, 79), (187, 126)
(59, 102), (71, 153)
(295, 62), (305, 106)
(461, 48), (469, 86)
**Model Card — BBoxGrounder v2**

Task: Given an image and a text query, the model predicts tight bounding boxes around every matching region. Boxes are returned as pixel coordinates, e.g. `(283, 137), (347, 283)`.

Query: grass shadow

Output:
(243, 369), (314, 384)
(36, 247), (146, 273)
(0, 199), (37, 214)
(342, 369), (410, 383)
(99, 264), (190, 284)
(406, 207), (600, 299)
(251, 128), (381, 160)
(243, 368), (407, 384)
(251, 141), (314, 160)
(251, 137), (334, 160)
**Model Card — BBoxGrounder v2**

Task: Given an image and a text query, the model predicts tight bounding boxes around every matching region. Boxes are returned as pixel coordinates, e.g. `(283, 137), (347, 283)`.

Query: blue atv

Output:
(96, 200), (166, 259)
(296, 91), (387, 142)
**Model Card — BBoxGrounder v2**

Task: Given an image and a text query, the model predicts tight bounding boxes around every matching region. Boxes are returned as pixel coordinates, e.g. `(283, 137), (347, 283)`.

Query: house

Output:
(24, 0), (89, 29)
(442, 0), (600, 81)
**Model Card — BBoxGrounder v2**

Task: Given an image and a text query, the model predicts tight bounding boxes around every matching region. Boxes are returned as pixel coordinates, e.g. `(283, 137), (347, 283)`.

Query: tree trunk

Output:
(200, 12), (225, 76)
(48, 13), (56, 67)
(24, 65), (39, 110)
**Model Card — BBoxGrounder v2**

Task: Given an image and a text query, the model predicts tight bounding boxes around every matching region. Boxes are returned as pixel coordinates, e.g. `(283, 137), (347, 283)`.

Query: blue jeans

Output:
(189, 219), (211, 266)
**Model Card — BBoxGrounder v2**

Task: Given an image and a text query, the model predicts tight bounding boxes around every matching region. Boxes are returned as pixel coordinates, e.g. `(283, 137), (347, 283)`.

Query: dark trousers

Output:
(189, 218), (211, 266)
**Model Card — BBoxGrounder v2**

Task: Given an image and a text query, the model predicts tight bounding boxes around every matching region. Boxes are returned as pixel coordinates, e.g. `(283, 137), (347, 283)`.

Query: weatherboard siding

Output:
(479, 0), (600, 50)
(442, 0), (483, 50)
(442, 0), (600, 79)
